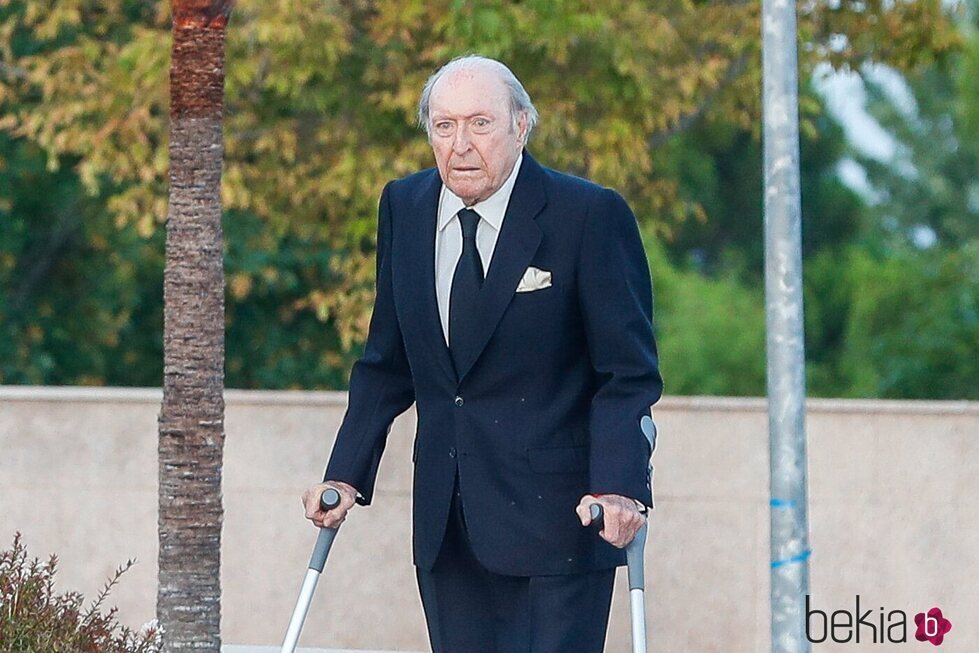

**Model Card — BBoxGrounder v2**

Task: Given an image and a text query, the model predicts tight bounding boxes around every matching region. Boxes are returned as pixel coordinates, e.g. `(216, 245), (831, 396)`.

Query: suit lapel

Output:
(402, 169), (458, 385)
(452, 154), (546, 383)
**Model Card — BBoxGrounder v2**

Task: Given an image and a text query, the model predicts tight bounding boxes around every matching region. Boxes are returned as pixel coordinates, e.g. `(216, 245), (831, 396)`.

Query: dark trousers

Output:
(416, 478), (615, 653)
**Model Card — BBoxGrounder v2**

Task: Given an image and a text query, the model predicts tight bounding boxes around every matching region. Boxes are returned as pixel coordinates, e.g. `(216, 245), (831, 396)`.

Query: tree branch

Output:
(648, 52), (750, 149)
(0, 61), (29, 81)
(7, 207), (82, 316)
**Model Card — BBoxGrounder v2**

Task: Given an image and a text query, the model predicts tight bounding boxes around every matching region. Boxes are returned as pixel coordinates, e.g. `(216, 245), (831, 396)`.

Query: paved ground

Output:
(223, 647), (426, 653)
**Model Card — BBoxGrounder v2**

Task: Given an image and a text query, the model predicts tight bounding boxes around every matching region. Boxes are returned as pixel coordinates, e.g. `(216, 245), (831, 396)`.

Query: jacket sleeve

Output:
(323, 182), (415, 504)
(577, 187), (663, 507)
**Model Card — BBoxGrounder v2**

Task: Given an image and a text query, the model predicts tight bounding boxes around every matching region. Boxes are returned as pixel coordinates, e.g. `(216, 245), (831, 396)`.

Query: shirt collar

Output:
(438, 153), (523, 232)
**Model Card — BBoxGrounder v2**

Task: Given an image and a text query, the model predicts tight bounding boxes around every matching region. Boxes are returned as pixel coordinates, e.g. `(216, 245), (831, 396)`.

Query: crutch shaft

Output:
(630, 588), (647, 653)
(281, 568), (322, 653)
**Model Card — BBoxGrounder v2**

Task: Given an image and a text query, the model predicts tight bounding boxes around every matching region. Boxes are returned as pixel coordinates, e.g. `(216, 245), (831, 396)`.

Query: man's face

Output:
(428, 67), (527, 206)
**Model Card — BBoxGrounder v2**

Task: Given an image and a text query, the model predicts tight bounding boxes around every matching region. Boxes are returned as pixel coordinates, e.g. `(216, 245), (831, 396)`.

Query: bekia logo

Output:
(806, 595), (952, 646)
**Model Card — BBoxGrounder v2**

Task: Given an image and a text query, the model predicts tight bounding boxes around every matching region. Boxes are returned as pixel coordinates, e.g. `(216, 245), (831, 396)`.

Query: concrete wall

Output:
(1, 387), (976, 652)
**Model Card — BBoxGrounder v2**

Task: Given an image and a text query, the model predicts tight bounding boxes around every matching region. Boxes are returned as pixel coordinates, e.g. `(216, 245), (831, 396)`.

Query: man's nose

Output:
(452, 126), (471, 154)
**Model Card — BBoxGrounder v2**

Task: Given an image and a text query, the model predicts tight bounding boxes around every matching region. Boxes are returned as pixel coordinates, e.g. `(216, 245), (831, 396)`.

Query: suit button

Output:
(449, 447), (457, 458)
(454, 396), (464, 407)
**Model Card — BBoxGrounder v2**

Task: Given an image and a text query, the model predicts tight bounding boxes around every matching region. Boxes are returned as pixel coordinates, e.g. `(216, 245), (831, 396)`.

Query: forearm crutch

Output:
(280, 488), (342, 653)
(590, 414), (656, 653)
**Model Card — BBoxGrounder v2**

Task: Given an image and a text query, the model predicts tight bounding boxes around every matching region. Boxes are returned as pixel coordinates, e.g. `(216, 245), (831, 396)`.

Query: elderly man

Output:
(303, 55), (662, 653)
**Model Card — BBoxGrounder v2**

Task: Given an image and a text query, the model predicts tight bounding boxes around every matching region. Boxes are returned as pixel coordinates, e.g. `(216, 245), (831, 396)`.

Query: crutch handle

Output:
(309, 488), (342, 573)
(626, 522), (647, 591)
(320, 487), (342, 512)
(589, 502), (605, 527)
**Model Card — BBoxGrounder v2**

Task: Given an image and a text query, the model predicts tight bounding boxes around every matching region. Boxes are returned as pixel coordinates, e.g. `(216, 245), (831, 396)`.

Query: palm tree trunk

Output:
(159, 2), (233, 651)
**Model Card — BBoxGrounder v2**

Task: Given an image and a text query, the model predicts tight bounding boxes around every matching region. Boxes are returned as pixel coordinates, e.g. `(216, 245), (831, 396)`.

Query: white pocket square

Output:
(515, 266), (552, 293)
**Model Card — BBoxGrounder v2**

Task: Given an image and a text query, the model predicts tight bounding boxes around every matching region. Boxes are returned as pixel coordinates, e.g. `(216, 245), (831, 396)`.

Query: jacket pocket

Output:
(526, 445), (588, 474)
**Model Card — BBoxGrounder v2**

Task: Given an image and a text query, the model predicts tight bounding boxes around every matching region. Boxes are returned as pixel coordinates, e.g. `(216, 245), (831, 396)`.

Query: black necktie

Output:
(449, 208), (483, 371)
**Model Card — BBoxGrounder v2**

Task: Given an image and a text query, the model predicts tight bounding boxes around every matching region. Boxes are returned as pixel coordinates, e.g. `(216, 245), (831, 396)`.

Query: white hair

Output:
(417, 55), (539, 141)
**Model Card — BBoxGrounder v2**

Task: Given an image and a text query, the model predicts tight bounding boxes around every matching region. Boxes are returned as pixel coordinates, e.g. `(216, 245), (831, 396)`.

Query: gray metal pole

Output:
(762, 1), (812, 652)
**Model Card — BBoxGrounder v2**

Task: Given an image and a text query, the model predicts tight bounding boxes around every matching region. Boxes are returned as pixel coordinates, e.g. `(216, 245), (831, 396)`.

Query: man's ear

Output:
(516, 111), (529, 144)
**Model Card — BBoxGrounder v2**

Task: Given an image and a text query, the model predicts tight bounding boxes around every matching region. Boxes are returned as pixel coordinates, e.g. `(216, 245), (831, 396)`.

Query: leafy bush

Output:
(646, 237), (768, 397)
(0, 533), (161, 653)
(805, 244), (979, 399)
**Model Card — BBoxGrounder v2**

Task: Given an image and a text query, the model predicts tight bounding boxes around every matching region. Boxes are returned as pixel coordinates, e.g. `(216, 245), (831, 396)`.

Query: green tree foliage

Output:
(660, 88), (865, 278)
(0, 135), (164, 385)
(960, 2), (979, 140)
(802, 1), (979, 399)
(0, 0), (970, 397)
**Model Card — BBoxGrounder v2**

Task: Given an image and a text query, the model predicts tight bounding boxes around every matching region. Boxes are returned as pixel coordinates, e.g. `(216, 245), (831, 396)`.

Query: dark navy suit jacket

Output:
(324, 152), (662, 576)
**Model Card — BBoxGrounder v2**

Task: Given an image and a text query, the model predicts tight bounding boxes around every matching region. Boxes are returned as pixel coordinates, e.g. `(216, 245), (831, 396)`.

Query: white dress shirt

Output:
(435, 154), (523, 345)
